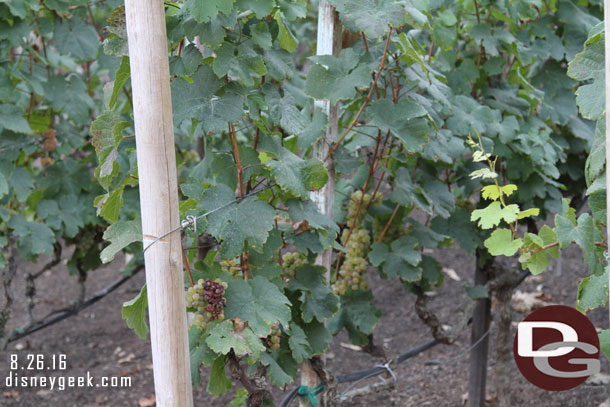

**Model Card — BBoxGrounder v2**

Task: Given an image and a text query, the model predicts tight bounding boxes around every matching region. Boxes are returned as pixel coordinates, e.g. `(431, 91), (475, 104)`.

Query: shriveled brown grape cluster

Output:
(186, 278), (227, 330)
(333, 191), (381, 295)
(281, 251), (306, 279)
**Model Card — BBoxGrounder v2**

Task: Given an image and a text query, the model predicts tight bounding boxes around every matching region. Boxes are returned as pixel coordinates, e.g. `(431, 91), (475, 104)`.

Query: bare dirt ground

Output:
(1, 244), (609, 407)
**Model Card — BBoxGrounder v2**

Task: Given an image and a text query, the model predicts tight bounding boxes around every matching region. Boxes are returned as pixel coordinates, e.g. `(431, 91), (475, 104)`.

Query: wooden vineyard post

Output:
(300, 1), (342, 406)
(124, 1), (194, 406)
(468, 251), (492, 407)
(604, 0), (610, 324)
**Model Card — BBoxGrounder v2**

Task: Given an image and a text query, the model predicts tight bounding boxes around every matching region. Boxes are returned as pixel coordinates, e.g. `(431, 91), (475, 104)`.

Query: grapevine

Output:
(0, 0), (599, 404)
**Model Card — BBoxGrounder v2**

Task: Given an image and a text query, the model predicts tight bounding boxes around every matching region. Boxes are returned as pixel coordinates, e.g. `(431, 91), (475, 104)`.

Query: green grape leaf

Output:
(171, 65), (244, 131)
(189, 325), (216, 385)
(28, 223), (55, 255)
(273, 11), (298, 52)
(285, 198), (339, 236)
(57, 194), (86, 238)
(481, 184), (517, 200)
(390, 236), (421, 266)
(54, 17), (99, 61)
(389, 167), (430, 211)
(554, 214), (576, 248)
(471, 201), (520, 229)
(287, 265), (339, 322)
(374, 236), (422, 281)
(206, 320), (266, 359)
(0, 171), (8, 198)
(369, 98), (429, 152)
(229, 388), (248, 407)
(430, 208), (482, 254)
(251, 22), (272, 50)
(279, 95), (308, 135)
(368, 242), (389, 267)
(260, 352), (294, 387)
(574, 213), (605, 274)
(260, 136), (328, 197)
(517, 208), (540, 220)
(341, 0), (405, 38)
(186, 0), (236, 23)
(538, 225), (559, 258)
(287, 323), (312, 363)
(109, 56), (130, 110)
(465, 285), (488, 299)
(96, 187), (124, 224)
(484, 228), (523, 256)
(567, 37), (604, 120)
(100, 219), (142, 264)
(501, 204), (520, 223)
(237, 0), (276, 18)
(573, 213), (597, 255)
(304, 48), (371, 105)
(298, 107), (327, 148)
(9, 168), (33, 202)
(200, 184), (276, 259)
(469, 168), (498, 180)
(301, 319), (332, 355)
(576, 267), (609, 312)
(207, 356), (233, 396)
(0, 104), (32, 134)
(90, 110), (129, 189)
(424, 180), (456, 218)
(328, 290), (380, 345)
(224, 276), (291, 336)
(522, 251), (550, 275)
(585, 119), (605, 184)
(121, 284), (148, 339)
(599, 329), (610, 362)
(588, 188), (606, 224)
(8, 215), (55, 257)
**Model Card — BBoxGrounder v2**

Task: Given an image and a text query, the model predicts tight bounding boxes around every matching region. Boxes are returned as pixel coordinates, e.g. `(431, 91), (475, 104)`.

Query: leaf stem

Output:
(182, 249), (194, 286)
(324, 27), (393, 162)
(230, 123), (245, 199)
(376, 204), (400, 243)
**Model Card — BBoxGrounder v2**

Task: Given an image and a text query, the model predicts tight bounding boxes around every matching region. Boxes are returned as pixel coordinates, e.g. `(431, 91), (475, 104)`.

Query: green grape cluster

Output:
(281, 251), (306, 279)
(334, 227), (370, 294)
(220, 258), (242, 278)
(333, 190), (379, 295)
(186, 278), (228, 330)
(266, 322), (281, 351)
(346, 190), (382, 225)
(372, 217), (408, 243)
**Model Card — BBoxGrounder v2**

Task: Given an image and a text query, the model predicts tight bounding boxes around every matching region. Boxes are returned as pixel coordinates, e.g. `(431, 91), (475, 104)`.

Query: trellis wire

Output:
(142, 183), (274, 253)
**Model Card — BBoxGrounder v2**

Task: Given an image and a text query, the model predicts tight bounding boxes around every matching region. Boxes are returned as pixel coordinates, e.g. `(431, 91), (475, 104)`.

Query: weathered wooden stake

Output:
(468, 251), (492, 407)
(301, 2), (342, 406)
(604, 0), (610, 324)
(124, 1), (193, 406)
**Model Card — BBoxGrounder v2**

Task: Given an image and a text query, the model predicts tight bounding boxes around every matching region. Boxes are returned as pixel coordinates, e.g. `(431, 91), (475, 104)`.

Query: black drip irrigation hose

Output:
(8, 266), (143, 343)
(279, 339), (441, 406)
(279, 269), (533, 406)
